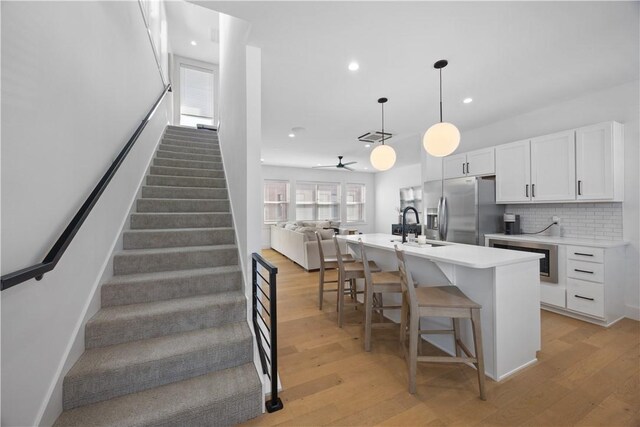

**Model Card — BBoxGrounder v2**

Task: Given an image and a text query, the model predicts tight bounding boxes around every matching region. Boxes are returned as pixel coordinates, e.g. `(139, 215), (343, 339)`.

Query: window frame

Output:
(345, 183), (366, 224)
(263, 180), (290, 224)
(295, 181), (341, 221)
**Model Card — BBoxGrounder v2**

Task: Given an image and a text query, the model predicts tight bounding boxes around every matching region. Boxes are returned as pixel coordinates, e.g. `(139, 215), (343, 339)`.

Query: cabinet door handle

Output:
(574, 268), (594, 274)
(466, 162), (470, 174)
(574, 252), (593, 257)
(525, 184), (529, 197)
(578, 180), (582, 195)
(574, 294), (594, 301)
(462, 163), (466, 174)
(532, 184), (536, 197)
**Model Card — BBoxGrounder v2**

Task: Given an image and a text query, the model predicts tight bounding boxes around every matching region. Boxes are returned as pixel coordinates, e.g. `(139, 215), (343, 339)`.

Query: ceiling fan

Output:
(313, 156), (357, 171)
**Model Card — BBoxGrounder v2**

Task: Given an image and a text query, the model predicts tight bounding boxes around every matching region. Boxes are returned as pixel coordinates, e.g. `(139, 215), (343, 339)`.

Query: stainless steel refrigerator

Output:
(423, 177), (504, 245)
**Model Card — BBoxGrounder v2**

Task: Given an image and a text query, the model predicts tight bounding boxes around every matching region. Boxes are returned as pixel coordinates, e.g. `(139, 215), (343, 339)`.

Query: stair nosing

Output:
(116, 244), (237, 256)
(105, 265), (241, 284)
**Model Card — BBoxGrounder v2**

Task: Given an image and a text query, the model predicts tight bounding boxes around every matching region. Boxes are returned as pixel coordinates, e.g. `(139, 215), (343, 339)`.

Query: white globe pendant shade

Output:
(423, 122), (460, 157)
(370, 144), (396, 171)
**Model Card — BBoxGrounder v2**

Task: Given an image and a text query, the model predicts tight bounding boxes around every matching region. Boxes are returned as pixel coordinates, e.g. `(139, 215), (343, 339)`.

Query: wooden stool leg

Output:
(400, 295), (408, 344)
(471, 308), (486, 400)
(364, 282), (373, 352)
(337, 272), (345, 327)
(318, 268), (324, 310)
(453, 318), (461, 357)
(408, 314), (418, 394)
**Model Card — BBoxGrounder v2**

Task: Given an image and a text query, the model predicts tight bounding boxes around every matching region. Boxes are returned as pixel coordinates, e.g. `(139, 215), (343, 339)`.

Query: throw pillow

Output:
(319, 228), (335, 240)
(284, 223), (298, 231)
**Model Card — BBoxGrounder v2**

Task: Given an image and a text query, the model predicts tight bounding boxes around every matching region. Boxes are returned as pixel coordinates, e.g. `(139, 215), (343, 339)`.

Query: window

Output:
(296, 182), (341, 221)
(264, 180), (290, 224)
(180, 65), (214, 126)
(346, 183), (366, 223)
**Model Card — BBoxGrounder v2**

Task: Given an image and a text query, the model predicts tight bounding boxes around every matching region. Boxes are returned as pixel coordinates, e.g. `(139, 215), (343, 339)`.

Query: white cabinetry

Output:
(443, 148), (495, 179)
(576, 122), (624, 201)
(530, 130), (576, 202)
(495, 140), (531, 203)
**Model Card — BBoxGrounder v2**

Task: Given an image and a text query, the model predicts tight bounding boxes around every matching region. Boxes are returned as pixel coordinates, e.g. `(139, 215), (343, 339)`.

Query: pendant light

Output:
(423, 59), (460, 157)
(370, 97), (396, 171)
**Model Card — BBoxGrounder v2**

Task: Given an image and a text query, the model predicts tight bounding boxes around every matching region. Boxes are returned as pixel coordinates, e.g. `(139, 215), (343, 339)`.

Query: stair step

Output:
(113, 244), (238, 275)
(166, 126), (217, 137)
(64, 322), (253, 409)
(55, 363), (261, 427)
(123, 227), (235, 249)
(153, 157), (223, 170)
(149, 165), (225, 179)
(136, 198), (230, 213)
(141, 185), (227, 200)
(164, 132), (218, 143)
(161, 138), (219, 150)
(146, 174), (225, 188)
(85, 291), (245, 348)
(158, 143), (220, 155)
(156, 150), (221, 162)
(130, 212), (232, 229)
(101, 266), (242, 307)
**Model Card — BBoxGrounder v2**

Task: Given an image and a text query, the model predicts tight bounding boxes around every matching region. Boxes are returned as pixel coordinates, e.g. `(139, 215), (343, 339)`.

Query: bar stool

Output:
(332, 236), (381, 328)
(315, 231), (354, 310)
(394, 246), (486, 400)
(358, 239), (405, 352)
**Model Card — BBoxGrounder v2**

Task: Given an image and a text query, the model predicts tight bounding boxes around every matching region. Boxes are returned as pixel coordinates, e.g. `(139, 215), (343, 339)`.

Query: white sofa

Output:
(270, 221), (347, 271)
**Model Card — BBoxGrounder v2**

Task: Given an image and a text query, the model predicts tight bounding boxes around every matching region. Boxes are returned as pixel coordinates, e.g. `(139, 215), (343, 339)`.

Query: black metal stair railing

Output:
(251, 252), (284, 413)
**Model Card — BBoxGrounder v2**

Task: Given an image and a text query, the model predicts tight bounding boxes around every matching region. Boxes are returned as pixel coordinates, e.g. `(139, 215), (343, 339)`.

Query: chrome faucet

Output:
(402, 206), (420, 243)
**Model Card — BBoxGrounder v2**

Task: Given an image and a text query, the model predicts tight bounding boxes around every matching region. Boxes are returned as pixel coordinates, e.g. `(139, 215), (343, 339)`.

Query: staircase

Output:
(55, 126), (262, 426)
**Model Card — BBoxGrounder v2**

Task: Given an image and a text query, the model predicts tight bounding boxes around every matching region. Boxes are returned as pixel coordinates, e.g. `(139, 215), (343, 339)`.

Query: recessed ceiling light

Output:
(317, 163), (322, 166)
(348, 61), (359, 71)
(288, 133), (295, 138)
(364, 167), (368, 170)
(260, 158), (264, 162)
(365, 144), (371, 148)
(191, 40), (197, 46)
(463, 97), (473, 104)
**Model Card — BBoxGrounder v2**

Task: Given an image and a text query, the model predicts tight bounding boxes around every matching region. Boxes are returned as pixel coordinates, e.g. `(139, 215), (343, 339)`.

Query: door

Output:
(530, 131), (576, 202)
(495, 140), (531, 203)
(466, 147), (495, 177)
(443, 153), (467, 179)
(576, 123), (613, 200)
(444, 177), (477, 245)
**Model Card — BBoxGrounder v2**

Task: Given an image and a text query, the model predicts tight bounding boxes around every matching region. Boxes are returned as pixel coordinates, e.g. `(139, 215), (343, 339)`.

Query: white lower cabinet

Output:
(567, 278), (605, 318)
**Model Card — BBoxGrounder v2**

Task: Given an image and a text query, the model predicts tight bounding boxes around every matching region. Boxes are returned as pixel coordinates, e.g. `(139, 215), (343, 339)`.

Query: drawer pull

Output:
(574, 294), (595, 301)
(574, 269), (594, 274)
(574, 252), (594, 257)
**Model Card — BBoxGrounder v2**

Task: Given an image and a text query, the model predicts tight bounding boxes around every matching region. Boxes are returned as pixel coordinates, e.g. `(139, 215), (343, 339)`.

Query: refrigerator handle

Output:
(437, 196), (448, 241)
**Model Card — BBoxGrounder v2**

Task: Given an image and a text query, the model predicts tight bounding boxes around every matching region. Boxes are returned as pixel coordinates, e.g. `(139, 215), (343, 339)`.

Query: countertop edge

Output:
(484, 233), (628, 248)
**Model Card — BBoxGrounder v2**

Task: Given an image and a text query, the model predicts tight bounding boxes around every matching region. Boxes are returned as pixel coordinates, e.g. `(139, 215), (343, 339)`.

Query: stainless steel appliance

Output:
(488, 239), (558, 283)
(504, 213), (521, 235)
(423, 177), (504, 245)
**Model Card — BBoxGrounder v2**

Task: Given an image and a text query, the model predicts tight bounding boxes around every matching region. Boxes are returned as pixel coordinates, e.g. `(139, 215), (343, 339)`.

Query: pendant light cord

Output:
(439, 68), (443, 123)
(381, 101), (385, 145)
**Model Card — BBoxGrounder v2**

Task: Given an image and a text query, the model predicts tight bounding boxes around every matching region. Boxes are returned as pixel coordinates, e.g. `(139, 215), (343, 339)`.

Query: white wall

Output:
(421, 80), (639, 319)
(261, 165), (376, 247)
(1, 2), (170, 425)
(374, 163), (422, 233)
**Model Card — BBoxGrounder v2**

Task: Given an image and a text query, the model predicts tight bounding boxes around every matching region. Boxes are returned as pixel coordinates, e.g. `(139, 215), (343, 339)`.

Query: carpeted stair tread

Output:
(130, 212), (232, 229)
(123, 227), (235, 249)
(136, 198), (230, 213)
(113, 244), (238, 275)
(160, 138), (219, 150)
(149, 165), (224, 178)
(152, 157), (223, 170)
(158, 143), (220, 155)
(146, 175), (226, 188)
(141, 185), (228, 200)
(85, 291), (246, 348)
(156, 150), (221, 162)
(64, 323), (253, 409)
(101, 266), (242, 307)
(163, 134), (219, 144)
(54, 363), (261, 427)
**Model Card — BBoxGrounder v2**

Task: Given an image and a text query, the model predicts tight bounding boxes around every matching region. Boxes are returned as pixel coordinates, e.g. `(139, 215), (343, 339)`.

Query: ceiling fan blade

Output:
(343, 165), (355, 171)
(312, 165), (336, 169)
(342, 161), (357, 166)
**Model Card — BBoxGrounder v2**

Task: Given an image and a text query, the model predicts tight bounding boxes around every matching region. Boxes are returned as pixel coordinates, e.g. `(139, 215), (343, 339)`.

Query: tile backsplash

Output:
(505, 203), (623, 241)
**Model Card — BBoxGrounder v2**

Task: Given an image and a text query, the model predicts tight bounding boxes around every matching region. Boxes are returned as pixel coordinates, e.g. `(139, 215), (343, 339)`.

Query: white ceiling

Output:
(166, 1), (220, 64)
(192, 1), (639, 172)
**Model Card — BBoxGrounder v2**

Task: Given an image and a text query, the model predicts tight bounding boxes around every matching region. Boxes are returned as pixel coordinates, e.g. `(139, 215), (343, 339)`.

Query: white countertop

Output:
(484, 233), (628, 248)
(340, 233), (543, 269)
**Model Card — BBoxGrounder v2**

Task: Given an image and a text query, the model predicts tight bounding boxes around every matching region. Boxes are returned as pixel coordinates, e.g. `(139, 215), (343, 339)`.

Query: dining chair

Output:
(315, 231), (354, 310)
(394, 245), (486, 400)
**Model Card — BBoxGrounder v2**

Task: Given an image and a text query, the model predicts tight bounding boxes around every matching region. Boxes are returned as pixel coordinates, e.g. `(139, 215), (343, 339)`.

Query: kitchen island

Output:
(340, 233), (544, 381)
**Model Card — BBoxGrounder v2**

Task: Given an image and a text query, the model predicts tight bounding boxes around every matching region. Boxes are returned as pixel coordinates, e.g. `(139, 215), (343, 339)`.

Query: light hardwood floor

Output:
(243, 249), (639, 426)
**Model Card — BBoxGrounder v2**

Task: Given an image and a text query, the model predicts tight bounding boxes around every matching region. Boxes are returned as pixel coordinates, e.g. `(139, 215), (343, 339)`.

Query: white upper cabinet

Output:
(443, 153), (467, 179)
(441, 148), (495, 180)
(576, 122), (624, 201)
(466, 147), (495, 176)
(530, 130), (576, 202)
(495, 140), (531, 203)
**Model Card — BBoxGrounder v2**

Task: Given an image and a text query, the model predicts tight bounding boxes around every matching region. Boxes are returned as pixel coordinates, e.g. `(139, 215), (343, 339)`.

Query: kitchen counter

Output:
(341, 234), (542, 381)
(342, 233), (543, 269)
(484, 233), (628, 248)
